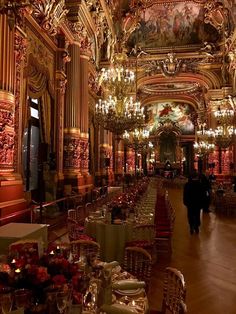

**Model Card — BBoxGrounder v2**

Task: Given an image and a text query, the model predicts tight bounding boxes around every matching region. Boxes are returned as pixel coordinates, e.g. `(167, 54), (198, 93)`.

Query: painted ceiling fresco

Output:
(149, 102), (195, 135)
(128, 1), (219, 48)
(141, 82), (200, 94)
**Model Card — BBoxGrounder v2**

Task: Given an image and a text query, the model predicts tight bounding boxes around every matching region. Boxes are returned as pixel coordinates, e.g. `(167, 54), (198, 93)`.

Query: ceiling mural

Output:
(128, 1), (219, 48)
(141, 82), (200, 94)
(149, 102), (195, 135)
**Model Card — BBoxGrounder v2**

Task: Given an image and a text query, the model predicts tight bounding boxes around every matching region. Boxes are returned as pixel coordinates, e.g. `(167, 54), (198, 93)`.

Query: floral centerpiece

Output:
(0, 243), (87, 313)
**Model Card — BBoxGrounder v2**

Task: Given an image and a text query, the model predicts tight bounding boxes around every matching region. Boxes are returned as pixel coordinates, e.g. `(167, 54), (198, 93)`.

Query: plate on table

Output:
(88, 215), (103, 220)
(114, 288), (143, 296)
(113, 219), (123, 224)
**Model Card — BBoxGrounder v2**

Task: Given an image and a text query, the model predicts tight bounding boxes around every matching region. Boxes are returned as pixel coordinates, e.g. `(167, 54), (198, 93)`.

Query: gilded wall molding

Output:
(32, 0), (68, 37)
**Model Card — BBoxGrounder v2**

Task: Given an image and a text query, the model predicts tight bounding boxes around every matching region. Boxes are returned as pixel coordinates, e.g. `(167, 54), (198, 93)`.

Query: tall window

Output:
(22, 98), (40, 191)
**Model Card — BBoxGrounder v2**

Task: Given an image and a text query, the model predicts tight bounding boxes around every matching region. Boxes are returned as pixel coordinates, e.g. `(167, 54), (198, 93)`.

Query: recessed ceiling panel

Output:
(149, 102), (195, 135)
(128, 1), (219, 49)
(141, 82), (200, 94)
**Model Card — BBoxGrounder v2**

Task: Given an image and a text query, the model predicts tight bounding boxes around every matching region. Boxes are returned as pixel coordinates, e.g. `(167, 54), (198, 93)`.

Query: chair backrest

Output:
(179, 300), (187, 314)
(132, 224), (156, 242)
(85, 202), (96, 214)
(9, 239), (41, 258)
(124, 246), (152, 289)
(68, 209), (77, 221)
(76, 205), (86, 221)
(70, 239), (100, 261)
(67, 218), (84, 241)
(161, 267), (186, 314)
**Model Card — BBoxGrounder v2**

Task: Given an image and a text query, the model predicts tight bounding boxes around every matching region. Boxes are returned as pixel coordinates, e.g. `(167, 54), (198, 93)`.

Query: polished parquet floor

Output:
(148, 186), (236, 314)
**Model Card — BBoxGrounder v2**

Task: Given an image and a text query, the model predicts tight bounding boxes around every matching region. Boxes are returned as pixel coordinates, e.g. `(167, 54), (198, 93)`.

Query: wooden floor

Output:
(148, 186), (236, 314)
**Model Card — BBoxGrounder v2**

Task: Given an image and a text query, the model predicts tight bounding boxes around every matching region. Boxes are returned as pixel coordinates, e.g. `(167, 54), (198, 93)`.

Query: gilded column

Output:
(116, 139), (124, 177)
(108, 131), (114, 183)
(79, 41), (92, 187)
(0, 14), (27, 216)
(55, 35), (68, 188)
(53, 35), (70, 191)
(99, 127), (107, 185)
(0, 14), (15, 174)
(63, 43), (83, 190)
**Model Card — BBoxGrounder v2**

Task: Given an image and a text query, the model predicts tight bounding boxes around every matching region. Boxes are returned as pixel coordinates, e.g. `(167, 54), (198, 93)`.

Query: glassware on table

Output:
(56, 290), (71, 314)
(0, 293), (13, 314)
(14, 289), (31, 310)
(83, 281), (98, 312)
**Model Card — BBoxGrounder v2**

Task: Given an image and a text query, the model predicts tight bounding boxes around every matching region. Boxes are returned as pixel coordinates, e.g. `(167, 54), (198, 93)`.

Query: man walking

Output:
(183, 171), (205, 234)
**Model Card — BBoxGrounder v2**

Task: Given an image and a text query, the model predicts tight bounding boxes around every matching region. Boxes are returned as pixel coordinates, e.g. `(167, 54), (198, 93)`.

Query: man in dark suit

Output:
(183, 171), (205, 234)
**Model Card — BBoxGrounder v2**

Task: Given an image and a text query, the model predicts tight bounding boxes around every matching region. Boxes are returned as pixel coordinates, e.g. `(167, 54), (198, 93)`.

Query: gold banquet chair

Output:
(67, 217), (85, 241)
(125, 224), (156, 263)
(70, 239), (100, 261)
(160, 267), (186, 314)
(124, 246), (152, 290)
(179, 300), (187, 314)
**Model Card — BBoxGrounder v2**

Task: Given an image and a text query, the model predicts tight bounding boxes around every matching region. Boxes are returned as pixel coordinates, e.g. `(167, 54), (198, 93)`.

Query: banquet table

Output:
(85, 218), (155, 265)
(85, 219), (133, 264)
(0, 222), (48, 254)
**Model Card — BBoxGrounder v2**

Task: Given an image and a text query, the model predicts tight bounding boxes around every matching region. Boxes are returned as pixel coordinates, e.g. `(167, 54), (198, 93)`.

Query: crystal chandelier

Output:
(213, 105), (235, 149)
(123, 127), (150, 151)
(95, 52), (145, 136)
(194, 122), (215, 157)
(100, 53), (135, 98)
(194, 141), (215, 157)
(95, 95), (145, 135)
(196, 123), (215, 142)
(214, 107), (234, 125)
(213, 125), (235, 149)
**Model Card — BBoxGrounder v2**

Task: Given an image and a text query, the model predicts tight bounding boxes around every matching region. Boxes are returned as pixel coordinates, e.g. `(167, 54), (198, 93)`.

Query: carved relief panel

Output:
(0, 105), (15, 170)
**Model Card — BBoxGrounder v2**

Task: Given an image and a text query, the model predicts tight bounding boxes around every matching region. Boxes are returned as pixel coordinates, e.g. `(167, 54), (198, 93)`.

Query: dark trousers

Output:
(187, 207), (201, 230)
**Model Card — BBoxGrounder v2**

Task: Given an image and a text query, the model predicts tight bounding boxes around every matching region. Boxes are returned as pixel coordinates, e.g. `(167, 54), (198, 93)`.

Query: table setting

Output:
(0, 237), (149, 314)
(84, 179), (156, 264)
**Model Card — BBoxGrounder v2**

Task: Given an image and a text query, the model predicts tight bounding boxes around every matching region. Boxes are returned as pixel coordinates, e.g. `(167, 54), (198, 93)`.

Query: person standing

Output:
(199, 173), (211, 213)
(183, 171), (205, 234)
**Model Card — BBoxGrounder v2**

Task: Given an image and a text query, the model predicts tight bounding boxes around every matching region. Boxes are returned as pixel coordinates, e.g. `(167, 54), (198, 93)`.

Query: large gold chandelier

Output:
(123, 127), (150, 151)
(95, 95), (144, 135)
(95, 52), (145, 136)
(100, 53), (135, 97)
(194, 123), (215, 156)
(193, 141), (215, 157)
(213, 103), (235, 149)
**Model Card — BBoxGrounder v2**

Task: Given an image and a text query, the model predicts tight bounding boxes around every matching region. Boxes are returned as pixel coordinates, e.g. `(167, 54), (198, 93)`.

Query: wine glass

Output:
(0, 293), (13, 314)
(56, 291), (70, 314)
(14, 289), (31, 310)
(83, 281), (98, 312)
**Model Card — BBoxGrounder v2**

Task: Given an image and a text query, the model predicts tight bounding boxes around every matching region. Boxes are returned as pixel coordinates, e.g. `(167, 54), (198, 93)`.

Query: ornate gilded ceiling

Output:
(128, 1), (220, 49)
(16, 0), (236, 136)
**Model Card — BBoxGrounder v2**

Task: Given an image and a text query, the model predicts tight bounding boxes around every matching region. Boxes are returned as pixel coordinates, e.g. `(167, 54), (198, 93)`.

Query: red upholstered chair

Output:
(155, 206), (175, 254)
(125, 224), (156, 262)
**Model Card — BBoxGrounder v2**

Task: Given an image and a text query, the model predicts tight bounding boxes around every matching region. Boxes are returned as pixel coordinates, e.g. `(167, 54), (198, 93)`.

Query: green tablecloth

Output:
(85, 220), (133, 264)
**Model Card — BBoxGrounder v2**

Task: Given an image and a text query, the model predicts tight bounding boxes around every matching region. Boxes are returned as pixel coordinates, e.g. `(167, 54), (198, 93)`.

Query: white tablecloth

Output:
(0, 222), (48, 254)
